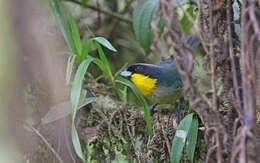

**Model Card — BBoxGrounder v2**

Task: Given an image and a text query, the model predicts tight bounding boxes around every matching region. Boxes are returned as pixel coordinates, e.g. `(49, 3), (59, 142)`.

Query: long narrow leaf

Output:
(81, 39), (93, 62)
(93, 37), (117, 52)
(116, 77), (152, 137)
(171, 113), (194, 163)
(41, 97), (96, 125)
(70, 56), (93, 161)
(70, 13), (82, 56)
(92, 58), (107, 75)
(185, 115), (198, 162)
(49, 0), (76, 53)
(95, 42), (113, 81)
(66, 55), (76, 85)
(133, 0), (159, 54)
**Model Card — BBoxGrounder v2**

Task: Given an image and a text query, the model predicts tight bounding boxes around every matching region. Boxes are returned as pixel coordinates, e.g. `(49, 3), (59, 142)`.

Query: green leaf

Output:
(93, 37), (117, 52)
(81, 0), (89, 5)
(81, 39), (93, 62)
(96, 43), (110, 69)
(66, 55), (76, 85)
(180, 5), (197, 34)
(133, 0), (159, 54)
(95, 74), (106, 81)
(171, 113), (194, 163)
(158, 15), (165, 37)
(185, 115), (198, 163)
(70, 56), (93, 161)
(49, 0), (76, 53)
(70, 13), (82, 56)
(116, 77), (152, 137)
(93, 58), (107, 75)
(95, 42), (113, 81)
(217, 84), (224, 96)
(118, 86), (127, 104)
(41, 97), (96, 125)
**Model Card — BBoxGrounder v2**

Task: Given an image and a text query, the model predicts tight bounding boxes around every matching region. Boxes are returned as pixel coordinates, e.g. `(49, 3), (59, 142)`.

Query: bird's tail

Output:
(185, 34), (200, 49)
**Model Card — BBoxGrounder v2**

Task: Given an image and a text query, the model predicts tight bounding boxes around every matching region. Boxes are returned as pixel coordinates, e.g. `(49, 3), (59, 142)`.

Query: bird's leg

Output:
(176, 98), (184, 123)
(150, 103), (158, 116)
(86, 88), (96, 97)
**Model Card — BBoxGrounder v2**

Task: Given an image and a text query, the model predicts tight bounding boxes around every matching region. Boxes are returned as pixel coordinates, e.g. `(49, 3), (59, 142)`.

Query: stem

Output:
(209, 0), (218, 112)
(63, 0), (133, 24)
(227, 0), (242, 114)
(26, 123), (64, 163)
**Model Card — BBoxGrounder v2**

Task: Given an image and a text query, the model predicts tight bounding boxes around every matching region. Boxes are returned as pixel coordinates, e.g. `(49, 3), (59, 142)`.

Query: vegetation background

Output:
(0, 0), (260, 163)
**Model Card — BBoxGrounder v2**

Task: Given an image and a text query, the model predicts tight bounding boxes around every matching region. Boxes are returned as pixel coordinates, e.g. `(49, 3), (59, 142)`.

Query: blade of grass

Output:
(116, 77), (152, 137)
(185, 115), (198, 163)
(66, 55), (76, 85)
(70, 55), (93, 161)
(49, 0), (76, 53)
(86, 25), (95, 37)
(70, 13), (82, 57)
(95, 74), (106, 81)
(81, 39), (93, 62)
(41, 97), (96, 125)
(93, 37), (117, 52)
(171, 113), (194, 163)
(95, 42), (113, 82)
(92, 58), (107, 75)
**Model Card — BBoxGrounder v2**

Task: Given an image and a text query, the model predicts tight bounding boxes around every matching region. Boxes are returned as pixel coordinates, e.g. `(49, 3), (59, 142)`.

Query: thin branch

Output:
(209, 0), (218, 112)
(227, 0), (242, 114)
(121, 0), (135, 14)
(63, 0), (133, 24)
(160, 115), (171, 161)
(248, 2), (260, 41)
(26, 123), (64, 163)
(123, 113), (142, 163)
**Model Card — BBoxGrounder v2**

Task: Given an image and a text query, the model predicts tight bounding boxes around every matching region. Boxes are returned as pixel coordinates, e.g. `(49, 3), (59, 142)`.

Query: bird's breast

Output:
(151, 85), (183, 104)
(131, 73), (157, 96)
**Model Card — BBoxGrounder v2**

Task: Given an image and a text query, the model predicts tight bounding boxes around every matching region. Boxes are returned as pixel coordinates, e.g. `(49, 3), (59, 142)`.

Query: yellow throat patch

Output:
(131, 73), (157, 96)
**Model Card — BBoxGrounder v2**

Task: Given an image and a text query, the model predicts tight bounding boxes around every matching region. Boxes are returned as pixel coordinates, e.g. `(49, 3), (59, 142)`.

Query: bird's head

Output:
(120, 63), (161, 96)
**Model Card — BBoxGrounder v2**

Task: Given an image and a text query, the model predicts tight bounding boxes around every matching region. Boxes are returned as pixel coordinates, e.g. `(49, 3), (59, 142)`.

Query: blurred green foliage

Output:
(49, 0), (204, 162)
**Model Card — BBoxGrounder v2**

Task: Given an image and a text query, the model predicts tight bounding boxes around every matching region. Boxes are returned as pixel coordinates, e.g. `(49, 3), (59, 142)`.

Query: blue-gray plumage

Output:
(152, 57), (183, 104)
(120, 34), (200, 104)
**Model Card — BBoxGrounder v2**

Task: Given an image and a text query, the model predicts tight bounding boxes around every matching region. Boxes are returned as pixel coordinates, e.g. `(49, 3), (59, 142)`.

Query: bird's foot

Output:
(150, 103), (158, 116)
(175, 98), (184, 124)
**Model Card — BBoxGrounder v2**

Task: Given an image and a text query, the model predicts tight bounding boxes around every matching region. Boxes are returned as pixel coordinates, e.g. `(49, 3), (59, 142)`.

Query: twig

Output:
(123, 113), (142, 163)
(233, 0), (258, 162)
(98, 111), (112, 138)
(248, 2), (260, 41)
(26, 123), (64, 163)
(119, 111), (127, 144)
(109, 0), (135, 36)
(63, 0), (132, 24)
(121, 0), (135, 14)
(209, 0), (218, 112)
(227, 0), (243, 115)
(181, 5), (210, 54)
(160, 115), (171, 161)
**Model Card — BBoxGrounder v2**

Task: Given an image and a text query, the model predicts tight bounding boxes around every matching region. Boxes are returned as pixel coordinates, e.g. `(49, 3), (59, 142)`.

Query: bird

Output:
(120, 34), (200, 115)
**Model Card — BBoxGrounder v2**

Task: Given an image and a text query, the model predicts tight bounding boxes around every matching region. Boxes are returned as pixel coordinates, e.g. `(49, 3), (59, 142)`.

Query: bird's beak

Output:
(120, 69), (132, 77)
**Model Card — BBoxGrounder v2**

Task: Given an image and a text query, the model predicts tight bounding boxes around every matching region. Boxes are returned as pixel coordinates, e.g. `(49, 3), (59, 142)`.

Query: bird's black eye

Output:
(136, 66), (142, 71)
